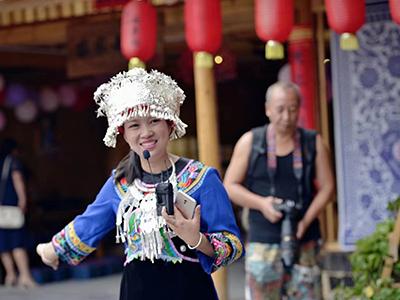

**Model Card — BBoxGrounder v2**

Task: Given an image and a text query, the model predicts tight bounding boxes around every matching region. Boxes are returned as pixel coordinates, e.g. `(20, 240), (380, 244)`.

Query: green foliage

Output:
(387, 196), (400, 214)
(334, 196), (400, 299)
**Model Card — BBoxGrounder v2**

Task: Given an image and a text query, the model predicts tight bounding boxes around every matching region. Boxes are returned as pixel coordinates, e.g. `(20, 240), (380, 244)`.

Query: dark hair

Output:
(115, 150), (143, 184)
(0, 139), (18, 159)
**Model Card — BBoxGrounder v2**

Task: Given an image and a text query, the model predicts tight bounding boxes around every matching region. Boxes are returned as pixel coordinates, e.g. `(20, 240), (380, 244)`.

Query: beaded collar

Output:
(116, 156), (177, 262)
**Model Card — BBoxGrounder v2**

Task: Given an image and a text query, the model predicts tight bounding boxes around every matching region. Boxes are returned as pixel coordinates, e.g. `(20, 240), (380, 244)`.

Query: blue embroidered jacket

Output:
(52, 159), (244, 274)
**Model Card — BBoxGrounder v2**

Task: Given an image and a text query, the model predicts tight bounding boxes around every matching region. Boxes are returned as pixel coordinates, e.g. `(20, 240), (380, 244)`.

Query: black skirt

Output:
(119, 259), (218, 300)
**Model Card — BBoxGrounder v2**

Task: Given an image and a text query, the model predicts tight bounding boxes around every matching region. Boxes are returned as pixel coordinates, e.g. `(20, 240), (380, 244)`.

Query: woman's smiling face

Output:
(123, 116), (171, 163)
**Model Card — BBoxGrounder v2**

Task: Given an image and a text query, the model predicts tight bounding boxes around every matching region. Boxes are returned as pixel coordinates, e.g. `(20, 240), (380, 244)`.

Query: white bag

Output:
(0, 155), (25, 229)
(0, 206), (24, 229)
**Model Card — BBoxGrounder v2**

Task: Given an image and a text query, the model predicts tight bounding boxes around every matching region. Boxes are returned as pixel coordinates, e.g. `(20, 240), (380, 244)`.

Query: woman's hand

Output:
(162, 204), (202, 247)
(36, 243), (59, 270)
(162, 204), (216, 258)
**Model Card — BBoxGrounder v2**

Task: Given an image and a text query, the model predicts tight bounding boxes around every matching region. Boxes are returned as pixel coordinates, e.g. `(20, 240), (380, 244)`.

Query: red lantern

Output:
(389, 0), (400, 25)
(184, 0), (222, 54)
(255, 0), (294, 60)
(325, 0), (365, 50)
(120, 1), (157, 69)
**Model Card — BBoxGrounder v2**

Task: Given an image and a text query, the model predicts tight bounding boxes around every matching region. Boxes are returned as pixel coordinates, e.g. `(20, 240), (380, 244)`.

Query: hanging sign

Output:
(67, 20), (127, 78)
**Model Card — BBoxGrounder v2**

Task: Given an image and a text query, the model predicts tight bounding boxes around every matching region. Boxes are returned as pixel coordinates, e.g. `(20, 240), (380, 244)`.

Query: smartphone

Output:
(175, 191), (197, 219)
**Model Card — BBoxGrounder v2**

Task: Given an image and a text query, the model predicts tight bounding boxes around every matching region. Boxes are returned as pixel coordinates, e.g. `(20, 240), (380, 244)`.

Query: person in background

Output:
(36, 68), (244, 300)
(224, 82), (335, 300)
(0, 139), (37, 288)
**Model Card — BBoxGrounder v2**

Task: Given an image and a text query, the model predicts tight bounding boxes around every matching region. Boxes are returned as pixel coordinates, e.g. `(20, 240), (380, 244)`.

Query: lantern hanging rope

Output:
(121, 0), (157, 70)
(325, 0), (366, 51)
(185, 0), (222, 68)
(255, 0), (294, 60)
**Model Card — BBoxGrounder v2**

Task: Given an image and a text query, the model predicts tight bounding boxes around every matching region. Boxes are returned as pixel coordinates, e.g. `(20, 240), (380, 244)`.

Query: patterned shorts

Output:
(245, 240), (322, 300)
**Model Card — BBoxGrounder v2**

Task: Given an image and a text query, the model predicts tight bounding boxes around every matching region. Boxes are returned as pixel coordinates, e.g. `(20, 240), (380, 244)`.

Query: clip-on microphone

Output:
(142, 150), (174, 216)
(143, 150), (155, 185)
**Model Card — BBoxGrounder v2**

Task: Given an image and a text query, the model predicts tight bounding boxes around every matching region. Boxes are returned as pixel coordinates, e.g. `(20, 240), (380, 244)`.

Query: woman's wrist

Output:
(43, 242), (58, 262)
(187, 232), (203, 250)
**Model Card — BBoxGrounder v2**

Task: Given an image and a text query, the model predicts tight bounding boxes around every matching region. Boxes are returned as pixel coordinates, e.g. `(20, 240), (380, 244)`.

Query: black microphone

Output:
(143, 150), (174, 216)
(156, 157), (174, 216)
(142, 150), (155, 186)
(143, 150), (150, 160)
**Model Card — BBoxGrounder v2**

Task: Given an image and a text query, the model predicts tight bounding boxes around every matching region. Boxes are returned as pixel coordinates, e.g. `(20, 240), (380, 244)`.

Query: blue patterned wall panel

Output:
(332, 2), (400, 249)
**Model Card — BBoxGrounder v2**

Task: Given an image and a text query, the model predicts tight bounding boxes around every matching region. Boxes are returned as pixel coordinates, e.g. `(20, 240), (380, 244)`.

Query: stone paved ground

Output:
(0, 259), (245, 300)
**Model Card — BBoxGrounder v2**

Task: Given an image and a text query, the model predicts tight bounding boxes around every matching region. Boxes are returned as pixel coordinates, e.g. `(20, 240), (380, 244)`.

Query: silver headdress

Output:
(94, 68), (187, 148)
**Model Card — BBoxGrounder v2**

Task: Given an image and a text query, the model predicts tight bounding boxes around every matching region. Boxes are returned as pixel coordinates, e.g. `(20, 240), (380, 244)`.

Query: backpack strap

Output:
(298, 128), (317, 196)
(245, 125), (317, 190)
(245, 124), (268, 189)
(298, 128), (317, 164)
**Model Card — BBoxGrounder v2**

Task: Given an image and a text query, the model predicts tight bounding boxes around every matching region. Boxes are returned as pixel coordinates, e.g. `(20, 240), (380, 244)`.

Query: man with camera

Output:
(224, 82), (335, 300)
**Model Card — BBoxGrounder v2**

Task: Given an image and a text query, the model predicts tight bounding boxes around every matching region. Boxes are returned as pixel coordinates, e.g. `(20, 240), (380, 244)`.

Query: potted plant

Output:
(335, 196), (400, 299)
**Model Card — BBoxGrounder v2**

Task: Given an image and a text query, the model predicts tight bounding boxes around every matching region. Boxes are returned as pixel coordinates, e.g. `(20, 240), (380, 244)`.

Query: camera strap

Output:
(266, 124), (303, 209)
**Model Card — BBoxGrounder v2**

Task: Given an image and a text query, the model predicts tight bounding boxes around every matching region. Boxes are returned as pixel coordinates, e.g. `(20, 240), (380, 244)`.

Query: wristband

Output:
(188, 232), (203, 250)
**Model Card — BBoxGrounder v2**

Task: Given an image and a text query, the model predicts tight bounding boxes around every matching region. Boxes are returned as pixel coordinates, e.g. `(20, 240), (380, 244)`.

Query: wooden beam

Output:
(0, 0), (186, 28)
(0, 51), (66, 69)
(295, 0), (312, 23)
(0, 21), (67, 46)
(0, 0), (256, 48)
(0, 11), (121, 47)
(0, 0), (96, 27)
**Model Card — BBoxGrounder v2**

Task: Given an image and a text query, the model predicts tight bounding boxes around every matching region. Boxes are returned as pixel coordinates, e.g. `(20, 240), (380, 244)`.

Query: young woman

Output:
(36, 69), (244, 299)
(0, 139), (37, 288)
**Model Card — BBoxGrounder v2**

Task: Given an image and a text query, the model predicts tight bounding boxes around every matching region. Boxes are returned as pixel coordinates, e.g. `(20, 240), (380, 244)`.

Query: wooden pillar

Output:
(293, 0), (337, 244)
(303, 0), (337, 244)
(315, 6), (336, 244)
(193, 51), (227, 300)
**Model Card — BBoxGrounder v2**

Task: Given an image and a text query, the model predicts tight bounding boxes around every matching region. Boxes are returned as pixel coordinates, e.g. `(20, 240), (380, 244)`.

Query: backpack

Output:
(241, 124), (317, 231)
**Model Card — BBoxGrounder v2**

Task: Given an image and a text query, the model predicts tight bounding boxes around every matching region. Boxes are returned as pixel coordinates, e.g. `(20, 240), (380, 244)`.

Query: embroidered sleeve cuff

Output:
(52, 221), (96, 266)
(205, 231), (244, 273)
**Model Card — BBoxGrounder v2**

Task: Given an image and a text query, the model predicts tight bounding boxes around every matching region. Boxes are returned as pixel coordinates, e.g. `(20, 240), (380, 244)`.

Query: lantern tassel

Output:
(194, 52), (214, 69)
(340, 33), (359, 51)
(265, 41), (284, 60)
(129, 58), (146, 70)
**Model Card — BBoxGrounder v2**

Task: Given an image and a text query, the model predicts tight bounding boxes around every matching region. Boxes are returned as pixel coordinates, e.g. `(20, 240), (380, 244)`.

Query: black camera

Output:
(273, 199), (302, 269)
(156, 182), (174, 216)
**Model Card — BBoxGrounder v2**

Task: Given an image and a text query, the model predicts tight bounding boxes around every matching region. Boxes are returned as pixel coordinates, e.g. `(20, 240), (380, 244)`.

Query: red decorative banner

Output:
(289, 25), (317, 129)
(94, 0), (129, 9)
